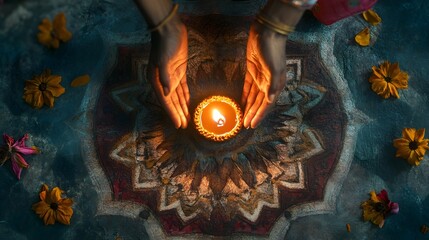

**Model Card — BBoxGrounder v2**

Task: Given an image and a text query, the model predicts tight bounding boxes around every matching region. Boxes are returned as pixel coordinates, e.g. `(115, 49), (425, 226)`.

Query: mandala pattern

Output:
(87, 16), (359, 237)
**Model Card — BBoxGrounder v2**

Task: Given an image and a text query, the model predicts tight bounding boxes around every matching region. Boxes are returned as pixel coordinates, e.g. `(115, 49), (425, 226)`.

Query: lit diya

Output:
(194, 96), (243, 141)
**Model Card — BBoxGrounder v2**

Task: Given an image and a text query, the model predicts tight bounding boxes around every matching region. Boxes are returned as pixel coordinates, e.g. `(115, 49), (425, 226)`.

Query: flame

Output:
(194, 96), (242, 142)
(212, 109), (226, 127)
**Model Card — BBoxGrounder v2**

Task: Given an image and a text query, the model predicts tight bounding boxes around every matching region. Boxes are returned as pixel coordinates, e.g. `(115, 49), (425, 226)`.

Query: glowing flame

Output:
(212, 109), (226, 127)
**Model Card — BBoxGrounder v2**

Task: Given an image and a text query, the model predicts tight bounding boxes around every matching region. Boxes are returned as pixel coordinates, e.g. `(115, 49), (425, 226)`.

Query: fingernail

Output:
(163, 87), (170, 96)
(268, 94), (276, 103)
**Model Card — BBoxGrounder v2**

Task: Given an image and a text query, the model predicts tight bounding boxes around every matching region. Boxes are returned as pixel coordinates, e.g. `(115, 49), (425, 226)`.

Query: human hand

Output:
(242, 22), (288, 129)
(146, 17), (190, 129)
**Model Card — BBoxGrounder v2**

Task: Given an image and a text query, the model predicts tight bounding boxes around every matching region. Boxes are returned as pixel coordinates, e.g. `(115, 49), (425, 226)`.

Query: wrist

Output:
(155, 15), (183, 37)
(260, 0), (306, 27)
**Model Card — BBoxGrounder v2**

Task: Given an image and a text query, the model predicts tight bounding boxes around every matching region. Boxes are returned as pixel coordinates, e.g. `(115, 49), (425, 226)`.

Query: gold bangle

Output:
(255, 14), (295, 35)
(149, 4), (179, 32)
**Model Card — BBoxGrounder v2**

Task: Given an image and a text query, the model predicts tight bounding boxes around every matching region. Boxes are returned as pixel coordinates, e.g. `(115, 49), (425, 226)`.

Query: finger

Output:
(244, 81), (259, 119)
(241, 70), (253, 106)
(176, 83), (189, 120)
(244, 89), (264, 129)
(153, 68), (181, 129)
(180, 75), (190, 106)
(170, 90), (188, 129)
(250, 99), (271, 129)
(267, 70), (286, 103)
(159, 66), (172, 96)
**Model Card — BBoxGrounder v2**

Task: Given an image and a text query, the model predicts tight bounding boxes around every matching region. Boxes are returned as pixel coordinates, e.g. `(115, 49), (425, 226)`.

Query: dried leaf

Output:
(355, 27), (370, 46)
(362, 9), (381, 26)
(346, 223), (351, 232)
(71, 74), (90, 87)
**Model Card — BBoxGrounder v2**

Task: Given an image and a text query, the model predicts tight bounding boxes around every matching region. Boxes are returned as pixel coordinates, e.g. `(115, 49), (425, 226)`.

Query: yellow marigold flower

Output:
(23, 70), (65, 108)
(393, 128), (429, 166)
(32, 184), (73, 225)
(369, 61), (409, 99)
(361, 190), (398, 228)
(37, 12), (72, 49)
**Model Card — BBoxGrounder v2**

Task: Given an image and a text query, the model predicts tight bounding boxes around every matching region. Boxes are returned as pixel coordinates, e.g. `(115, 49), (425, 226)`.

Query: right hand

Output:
(146, 17), (190, 129)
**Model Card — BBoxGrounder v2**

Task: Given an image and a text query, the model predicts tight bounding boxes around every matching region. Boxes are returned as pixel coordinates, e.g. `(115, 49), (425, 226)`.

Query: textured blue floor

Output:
(1, 0), (429, 239)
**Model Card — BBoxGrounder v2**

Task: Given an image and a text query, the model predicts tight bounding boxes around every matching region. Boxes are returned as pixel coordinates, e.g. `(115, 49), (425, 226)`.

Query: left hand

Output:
(242, 22), (288, 129)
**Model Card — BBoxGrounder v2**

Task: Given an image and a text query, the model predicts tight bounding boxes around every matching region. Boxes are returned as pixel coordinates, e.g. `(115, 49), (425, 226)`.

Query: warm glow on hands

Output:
(242, 23), (288, 129)
(147, 21), (190, 129)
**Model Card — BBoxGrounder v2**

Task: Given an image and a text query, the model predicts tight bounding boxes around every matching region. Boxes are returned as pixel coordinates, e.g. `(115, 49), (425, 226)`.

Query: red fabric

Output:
(311, 0), (378, 25)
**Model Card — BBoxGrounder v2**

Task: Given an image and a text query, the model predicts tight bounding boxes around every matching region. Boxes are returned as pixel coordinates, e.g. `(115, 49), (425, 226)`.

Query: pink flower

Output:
(0, 134), (39, 179)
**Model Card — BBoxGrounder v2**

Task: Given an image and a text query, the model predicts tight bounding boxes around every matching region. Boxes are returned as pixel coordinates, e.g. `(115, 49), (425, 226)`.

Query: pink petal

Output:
(389, 202), (399, 214)
(14, 145), (39, 155)
(12, 153), (29, 168)
(377, 189), (389, 202)
(11, 160), (23, 180)
(3, 134), (15, 146)
(13, 134), (29, 147)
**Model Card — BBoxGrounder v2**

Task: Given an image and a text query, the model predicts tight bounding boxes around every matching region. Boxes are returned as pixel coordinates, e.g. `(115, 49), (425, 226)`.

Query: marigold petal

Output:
(388, 83), (400, 98)
(370, 191), (379, 202)
(45, 75), (62, 85)
(55, 210), (72, 225)
(53, 13), (72, 42)
(23, 93), (35, 106)
(71, 74), (91, 87)
(31, 91), (44, 109)
(59, 198), (73, 207)
(371, 66), (385, 79)
(388, 62), (400, 79)
(46, 85), (65, 98)
(38, 18), (52, 33)
(355, 27), (370, 46)
(380, 61), (390, 76)
(51, 38), (60, 49)
(362, 9), (381, 26)
(371, 80), (387, 94)
(57, 205), (73, 218)
(56, 28), (72, 42)
(402, 128), (416, 141)
(50, 187), (63, 203)
(415, 147), (426, 158)
(39, 190), (47, 201)
(407, 151), (420, 165)
(415, 128), (425, 142)
(37, 32), (53, 47)
(43, 209), (56, 225)
(396, 145), (411, 159)
(42, 91), (55, 108)
(393, 138), (409, 147)
(32, 201), (50, 215)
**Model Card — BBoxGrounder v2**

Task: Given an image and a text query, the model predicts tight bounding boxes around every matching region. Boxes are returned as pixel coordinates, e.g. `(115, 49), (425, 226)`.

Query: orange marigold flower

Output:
(32, 184), (73, 225)
(23, 70), (65, 108)
(37, 12), (72, 49)
(393, 128), (429, 166)
(361, 189), (398, 228)
(368, 61), (409, 99)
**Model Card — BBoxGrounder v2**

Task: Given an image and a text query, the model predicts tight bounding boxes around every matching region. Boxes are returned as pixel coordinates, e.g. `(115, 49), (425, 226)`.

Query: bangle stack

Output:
(255, 13), (295, 36)
(149, 4), (179, 32)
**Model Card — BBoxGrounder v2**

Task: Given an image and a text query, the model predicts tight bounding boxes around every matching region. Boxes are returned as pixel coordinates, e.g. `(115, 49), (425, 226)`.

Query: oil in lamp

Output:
(194, 96), (242, 142)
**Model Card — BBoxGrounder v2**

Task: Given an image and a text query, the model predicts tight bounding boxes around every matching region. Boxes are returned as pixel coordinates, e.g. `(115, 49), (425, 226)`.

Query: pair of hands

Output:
(147, 18), (288, 129)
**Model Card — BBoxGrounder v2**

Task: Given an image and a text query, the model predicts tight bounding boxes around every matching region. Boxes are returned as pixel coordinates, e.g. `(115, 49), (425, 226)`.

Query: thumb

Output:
(267, 71), (286, 103)
(159, 66), (172, 96)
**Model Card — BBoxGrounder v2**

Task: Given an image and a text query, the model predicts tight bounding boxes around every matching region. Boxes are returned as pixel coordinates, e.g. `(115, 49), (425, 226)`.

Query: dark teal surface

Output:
(1, 0), (429, 239)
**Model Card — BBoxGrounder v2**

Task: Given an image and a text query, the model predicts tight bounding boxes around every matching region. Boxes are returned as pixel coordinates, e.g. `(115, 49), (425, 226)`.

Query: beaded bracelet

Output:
(149, 4), (179, 32)
(255, 13), (295, 36)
